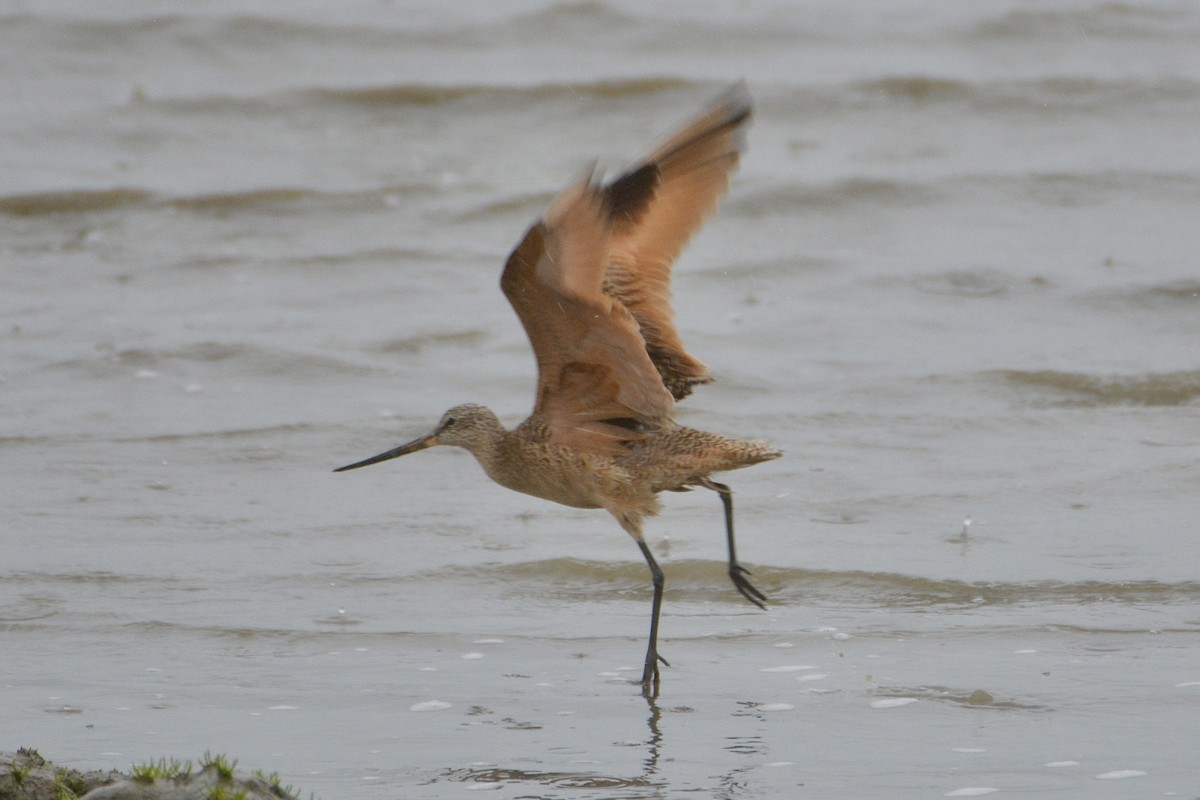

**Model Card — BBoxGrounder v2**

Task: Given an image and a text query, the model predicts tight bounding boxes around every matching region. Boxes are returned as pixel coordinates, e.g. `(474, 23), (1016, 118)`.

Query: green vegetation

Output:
(9, 762), (30, 786)
(253, 769), (300, 800)
(10, 748), (44, 787)
(130, 757), (194, 782)
(200, 752), (238, 781)
(54, 767), (87, 798)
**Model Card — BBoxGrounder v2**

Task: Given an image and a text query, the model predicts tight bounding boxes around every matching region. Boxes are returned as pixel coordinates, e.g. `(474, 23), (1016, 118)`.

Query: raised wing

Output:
(603, 82), (752, 399)
(500, 175), (675, 457)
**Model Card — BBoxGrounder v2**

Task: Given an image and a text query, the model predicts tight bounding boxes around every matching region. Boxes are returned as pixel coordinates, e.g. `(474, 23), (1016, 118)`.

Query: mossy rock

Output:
(0, 751), (301, 800)
(1, 748), (122, 800)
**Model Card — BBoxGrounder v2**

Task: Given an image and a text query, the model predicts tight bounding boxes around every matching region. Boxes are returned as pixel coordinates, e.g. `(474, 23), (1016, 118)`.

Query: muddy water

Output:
(3, 2), (1199, 797)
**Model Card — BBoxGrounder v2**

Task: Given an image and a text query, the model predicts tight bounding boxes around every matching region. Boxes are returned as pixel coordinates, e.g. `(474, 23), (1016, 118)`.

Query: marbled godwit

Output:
(336, 83), (780, 695)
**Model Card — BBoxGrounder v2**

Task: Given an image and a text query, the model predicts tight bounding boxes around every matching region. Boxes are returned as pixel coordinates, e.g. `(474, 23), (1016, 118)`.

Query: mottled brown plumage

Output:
(336, 83), (780, 696)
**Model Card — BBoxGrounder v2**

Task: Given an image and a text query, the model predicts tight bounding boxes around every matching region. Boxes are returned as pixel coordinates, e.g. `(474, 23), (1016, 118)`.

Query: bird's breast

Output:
(477, 443), (630, 511)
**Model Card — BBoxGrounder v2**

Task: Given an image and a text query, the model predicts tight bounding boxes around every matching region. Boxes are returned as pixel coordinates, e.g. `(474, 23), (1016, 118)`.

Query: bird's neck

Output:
(457, 420), (512, 478)
(465, 422), (542, 500)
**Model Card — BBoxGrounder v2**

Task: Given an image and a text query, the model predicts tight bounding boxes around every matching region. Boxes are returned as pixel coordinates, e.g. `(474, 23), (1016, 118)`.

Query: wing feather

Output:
(603, 83), (752, 399)
(498, 84), (752, 455)
(501, 195), (674, 457)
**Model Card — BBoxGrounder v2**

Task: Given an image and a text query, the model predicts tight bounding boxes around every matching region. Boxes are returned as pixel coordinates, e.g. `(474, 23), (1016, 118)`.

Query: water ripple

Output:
(403, 558), (1200, 609)
(992, 369), (1200, 408)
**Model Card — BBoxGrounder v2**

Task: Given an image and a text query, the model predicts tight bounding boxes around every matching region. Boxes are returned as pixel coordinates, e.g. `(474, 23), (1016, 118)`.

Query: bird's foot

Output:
(640, 651), (670, 697)
(729, 563), (768, 610)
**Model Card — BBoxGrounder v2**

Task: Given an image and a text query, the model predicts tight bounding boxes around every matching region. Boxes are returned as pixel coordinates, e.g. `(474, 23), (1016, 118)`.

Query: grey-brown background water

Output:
(3, 1), (1199, 797)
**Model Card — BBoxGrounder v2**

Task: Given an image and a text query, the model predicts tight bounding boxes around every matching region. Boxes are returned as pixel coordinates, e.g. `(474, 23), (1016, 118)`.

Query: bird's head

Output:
(333, 403), (503, 472)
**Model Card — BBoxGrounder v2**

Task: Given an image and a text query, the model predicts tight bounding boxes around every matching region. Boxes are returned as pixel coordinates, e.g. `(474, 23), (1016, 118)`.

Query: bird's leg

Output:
(614, 512), (670, 696)
(635, 539), (669, 697)
(699, 478), (767, 609)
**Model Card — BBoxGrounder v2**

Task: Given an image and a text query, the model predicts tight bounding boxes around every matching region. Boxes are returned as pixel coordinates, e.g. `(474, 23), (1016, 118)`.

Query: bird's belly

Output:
(548, 494), (605, 510)
(505, 472), (605, 510)
(485, 458), (611, 511)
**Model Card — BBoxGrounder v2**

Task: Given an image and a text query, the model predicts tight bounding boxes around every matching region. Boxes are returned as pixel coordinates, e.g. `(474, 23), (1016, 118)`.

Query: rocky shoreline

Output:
(1, 750), (304, 800)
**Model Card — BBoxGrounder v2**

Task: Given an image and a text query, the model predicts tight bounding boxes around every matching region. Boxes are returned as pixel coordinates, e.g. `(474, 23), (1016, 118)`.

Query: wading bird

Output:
(336, 83), (780, 695)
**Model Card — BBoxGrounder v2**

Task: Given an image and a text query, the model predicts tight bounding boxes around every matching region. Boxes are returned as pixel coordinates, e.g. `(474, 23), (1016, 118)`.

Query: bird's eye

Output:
(444, 416), (457, 427)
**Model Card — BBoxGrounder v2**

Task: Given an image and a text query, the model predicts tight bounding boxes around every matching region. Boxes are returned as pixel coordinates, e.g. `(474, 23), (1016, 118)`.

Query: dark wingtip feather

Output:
(606, 162), (659, 224)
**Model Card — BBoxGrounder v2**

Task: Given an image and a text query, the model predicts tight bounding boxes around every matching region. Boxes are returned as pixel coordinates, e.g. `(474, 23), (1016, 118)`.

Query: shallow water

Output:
(3, 1), (1200, 798)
